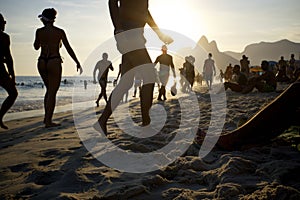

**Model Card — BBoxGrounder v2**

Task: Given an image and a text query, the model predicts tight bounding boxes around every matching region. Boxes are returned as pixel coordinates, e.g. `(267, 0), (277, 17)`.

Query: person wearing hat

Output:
(34, 8), (83, 128)
(154, 45), (176, 101)
(0, 13), (18, 129)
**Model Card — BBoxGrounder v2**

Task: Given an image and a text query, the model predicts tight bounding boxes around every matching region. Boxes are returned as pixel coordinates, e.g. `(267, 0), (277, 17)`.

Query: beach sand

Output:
(1, 83), (300, 200)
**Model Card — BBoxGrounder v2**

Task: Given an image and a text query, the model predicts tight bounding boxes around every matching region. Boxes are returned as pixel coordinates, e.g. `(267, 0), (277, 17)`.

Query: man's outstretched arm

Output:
(146, 11), (173, 44)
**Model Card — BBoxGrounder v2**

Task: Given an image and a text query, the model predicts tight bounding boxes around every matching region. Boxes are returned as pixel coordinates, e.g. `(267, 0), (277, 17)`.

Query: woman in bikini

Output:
(34, 8), (83, 128)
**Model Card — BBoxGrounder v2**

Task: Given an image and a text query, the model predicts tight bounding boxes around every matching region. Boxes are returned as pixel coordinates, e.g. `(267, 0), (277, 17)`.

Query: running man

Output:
(93, 53), (114, 107)
(154, 45), (176, 101)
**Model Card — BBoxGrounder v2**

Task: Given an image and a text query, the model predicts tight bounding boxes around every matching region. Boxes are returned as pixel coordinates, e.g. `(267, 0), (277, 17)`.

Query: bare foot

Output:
(45, 122), (61, 128)
(0, 120), (8, 129)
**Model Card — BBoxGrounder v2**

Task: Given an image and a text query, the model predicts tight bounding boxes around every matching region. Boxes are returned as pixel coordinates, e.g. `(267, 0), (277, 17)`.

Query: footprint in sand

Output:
(38, 159), (54, 166)
(9, 163), (30, 172)
(27, 170), (63, 185)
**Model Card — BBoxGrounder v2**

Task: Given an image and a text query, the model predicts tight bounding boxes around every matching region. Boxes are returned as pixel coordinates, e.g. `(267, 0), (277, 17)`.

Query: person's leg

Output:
(95, 82), (102, 107)
(158, 74), (167, 100)
(96, 80), (108, 105)
(41, 59), (62, 127)
(125, 91), (128, 103)
(191, 76), (195, 88)
(0, 76), (18, 129)
(163, 75), (169, 100)
(224, 82), (230, 91)
(209, 75), (212, 89)
(159, 86), (166, 100)
(133, 84), (137, 97)
(97, 48), (154, 134)
(218, 81), (300, 150)
(101, 80), (108, 103)
(205, 75), (209, 90)
(254, 81), (265, 92)
(225, 82), (243, 92)
(241, 78), (256, 94)
(132, 50), (155, 126)
(38, 60), (49, 123)
(157, 86), (163, 101)
(138, 86), (142, 97)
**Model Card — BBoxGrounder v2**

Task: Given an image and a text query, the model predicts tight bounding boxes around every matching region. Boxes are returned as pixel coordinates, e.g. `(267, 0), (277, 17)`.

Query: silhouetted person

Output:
(219, 69), (224, 83)
(203, 53), (216, 90)
(179, 62), (188, 92)
(93, 53), (114, 107)
(154, 45), (176, 101)
(242, 60), (277, 93)
(96, 0), (173, 135)
(84, 80), (87, 89)
(288, 54), (296, 80)
(217, 76), (300, 150)
(276, 56), (289, 82)
(224, 63), (233, 82)
(224, 65), (248, 92)
(133, 72), (142, 98)
(0, 13), (18, 129)
(195, 73), (203, 86)
(34, 8), (83, 128)
(182, 55), (195, 92)
(240, 55), (250, 76)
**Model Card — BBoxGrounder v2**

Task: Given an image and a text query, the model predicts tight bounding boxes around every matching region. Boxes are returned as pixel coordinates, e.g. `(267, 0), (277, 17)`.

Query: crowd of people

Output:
(223, 54), (300, 94)
(1, 1), (299, 153)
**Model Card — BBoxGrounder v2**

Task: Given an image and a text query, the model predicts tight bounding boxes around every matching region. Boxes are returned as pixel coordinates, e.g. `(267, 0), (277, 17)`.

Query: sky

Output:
(1, 0), (300, 76)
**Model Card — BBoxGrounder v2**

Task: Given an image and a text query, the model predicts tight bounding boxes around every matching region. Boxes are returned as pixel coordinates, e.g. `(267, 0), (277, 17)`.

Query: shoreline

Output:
(3, 99), (99, 123)
(2, 82), (290, 123)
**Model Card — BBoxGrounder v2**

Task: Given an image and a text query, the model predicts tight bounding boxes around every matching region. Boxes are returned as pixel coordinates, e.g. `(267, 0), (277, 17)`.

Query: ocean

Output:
(0, 76), (117, 114)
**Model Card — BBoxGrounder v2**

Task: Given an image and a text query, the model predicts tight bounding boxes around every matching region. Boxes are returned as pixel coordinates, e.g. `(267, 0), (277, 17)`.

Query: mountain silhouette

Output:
(197, 36), (239, 70)
(225, 39), (300, 65)
(174, 36), (239, 73)
(173, 36), (299, 73)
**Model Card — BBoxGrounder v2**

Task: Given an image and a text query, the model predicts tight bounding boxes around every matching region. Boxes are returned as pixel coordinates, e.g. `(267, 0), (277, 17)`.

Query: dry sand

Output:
(0, 83), (300, 200)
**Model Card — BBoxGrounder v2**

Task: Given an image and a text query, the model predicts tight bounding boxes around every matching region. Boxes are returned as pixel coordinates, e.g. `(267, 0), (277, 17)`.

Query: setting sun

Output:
(150, 0), (206, 42)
